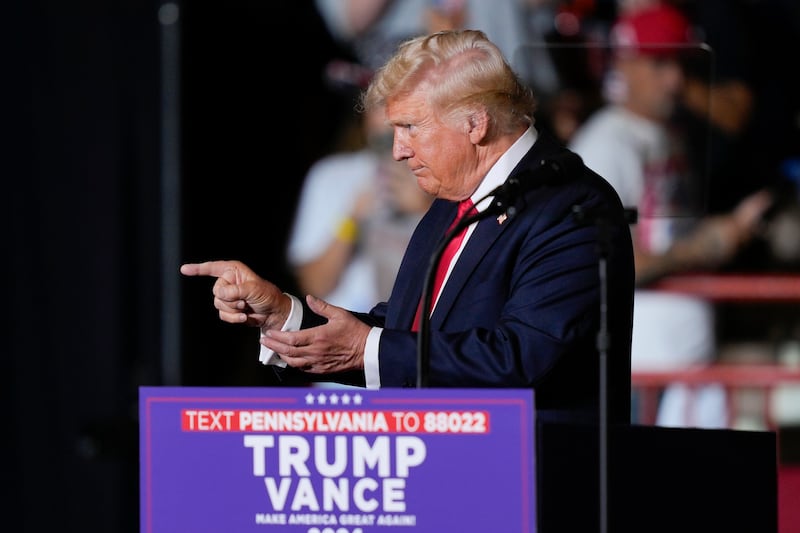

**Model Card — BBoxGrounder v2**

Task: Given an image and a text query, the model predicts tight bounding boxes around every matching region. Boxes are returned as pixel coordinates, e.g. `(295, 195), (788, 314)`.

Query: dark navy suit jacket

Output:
(294, 132), (635, 425)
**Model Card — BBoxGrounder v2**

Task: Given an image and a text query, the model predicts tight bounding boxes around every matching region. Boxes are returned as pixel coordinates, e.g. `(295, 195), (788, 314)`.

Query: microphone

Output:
(487, 151), (584, 217)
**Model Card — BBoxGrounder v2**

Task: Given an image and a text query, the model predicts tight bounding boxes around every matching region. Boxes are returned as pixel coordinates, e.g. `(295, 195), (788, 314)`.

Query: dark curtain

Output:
(5, 1), (349, 530)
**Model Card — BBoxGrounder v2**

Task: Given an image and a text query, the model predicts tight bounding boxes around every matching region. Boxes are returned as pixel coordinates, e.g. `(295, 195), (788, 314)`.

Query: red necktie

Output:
(412, 198), (476, 331)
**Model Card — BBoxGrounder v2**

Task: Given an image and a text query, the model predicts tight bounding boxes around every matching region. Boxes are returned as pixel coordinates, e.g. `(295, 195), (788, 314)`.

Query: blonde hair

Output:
(361, 29), (537, 136)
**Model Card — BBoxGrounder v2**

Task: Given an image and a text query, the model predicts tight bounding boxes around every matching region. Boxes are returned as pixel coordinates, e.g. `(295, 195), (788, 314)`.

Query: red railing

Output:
(648, 272), (800, 302)
(632, 273), (800, 428)
(632, 364), (800, 428)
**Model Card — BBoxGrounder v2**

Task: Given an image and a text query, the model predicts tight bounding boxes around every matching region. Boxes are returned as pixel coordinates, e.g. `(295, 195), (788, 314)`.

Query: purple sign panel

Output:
(140, 387), (536, 532)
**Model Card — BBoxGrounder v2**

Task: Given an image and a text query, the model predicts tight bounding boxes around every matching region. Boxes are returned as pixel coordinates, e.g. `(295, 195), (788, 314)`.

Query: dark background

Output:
(6, 2), (350, 531)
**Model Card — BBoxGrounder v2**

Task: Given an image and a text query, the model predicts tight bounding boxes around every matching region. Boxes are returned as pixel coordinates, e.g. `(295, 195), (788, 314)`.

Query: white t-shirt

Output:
(570, 105), (715, 369)
(287, 150), (379, 312)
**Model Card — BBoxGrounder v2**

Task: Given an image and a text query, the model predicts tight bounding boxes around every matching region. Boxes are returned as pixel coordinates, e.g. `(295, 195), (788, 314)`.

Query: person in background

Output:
(314, 0), (559, 89)
(314, 0), (427, 73)
(569, 2), (773, 428)
(315, 0), (600, 146)
(181, 29), (635, 425)
(673, 0), (800, 233)
(287, 104), (433, 313)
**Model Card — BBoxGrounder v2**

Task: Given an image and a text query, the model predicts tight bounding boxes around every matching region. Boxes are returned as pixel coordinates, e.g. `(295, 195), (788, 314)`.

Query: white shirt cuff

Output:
(258, 293), (303, 367)
(363, 327), (382, 389)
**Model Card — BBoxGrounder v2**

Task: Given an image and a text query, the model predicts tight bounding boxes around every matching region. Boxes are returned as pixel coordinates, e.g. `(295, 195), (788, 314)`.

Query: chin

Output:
(416, 178), (434, 195)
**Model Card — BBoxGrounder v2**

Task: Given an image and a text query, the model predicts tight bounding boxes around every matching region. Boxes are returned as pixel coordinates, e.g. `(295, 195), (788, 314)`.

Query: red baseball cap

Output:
(611, 3), (697, 57)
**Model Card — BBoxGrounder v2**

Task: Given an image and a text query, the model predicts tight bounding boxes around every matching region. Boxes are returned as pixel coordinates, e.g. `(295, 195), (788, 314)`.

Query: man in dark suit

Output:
(181, 29), (635, 425)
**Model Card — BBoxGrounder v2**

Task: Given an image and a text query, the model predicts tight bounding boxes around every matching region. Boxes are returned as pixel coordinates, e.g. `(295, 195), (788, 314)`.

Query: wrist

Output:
(261, 293), (297, 332)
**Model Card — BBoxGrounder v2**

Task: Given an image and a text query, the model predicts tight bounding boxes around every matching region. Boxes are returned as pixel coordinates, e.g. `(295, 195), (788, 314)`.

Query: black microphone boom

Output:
(488, 151), (583, 217)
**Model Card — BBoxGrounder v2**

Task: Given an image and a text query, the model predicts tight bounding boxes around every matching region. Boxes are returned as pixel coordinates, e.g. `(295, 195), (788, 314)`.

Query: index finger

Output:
(180, 261), (234, 278)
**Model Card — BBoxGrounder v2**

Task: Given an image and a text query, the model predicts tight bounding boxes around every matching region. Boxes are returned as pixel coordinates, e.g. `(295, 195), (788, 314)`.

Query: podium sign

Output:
(140, 387), (536, 532)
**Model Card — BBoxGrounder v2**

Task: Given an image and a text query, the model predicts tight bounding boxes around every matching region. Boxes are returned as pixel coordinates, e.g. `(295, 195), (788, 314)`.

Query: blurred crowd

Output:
(293, 0), (800, 426)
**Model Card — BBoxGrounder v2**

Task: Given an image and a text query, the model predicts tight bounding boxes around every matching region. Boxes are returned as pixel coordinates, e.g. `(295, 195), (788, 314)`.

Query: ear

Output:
(467, 108), (489, 145)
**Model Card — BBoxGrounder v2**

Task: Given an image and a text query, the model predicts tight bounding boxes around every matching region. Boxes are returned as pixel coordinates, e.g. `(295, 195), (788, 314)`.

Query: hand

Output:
(382, 159), (433, 214)
(731, 189), (773, 238)
(180, 260), (291, 329)
(261, 295), (370, 374)
(682, 189), (773, 269)
(351, 186), (376, 222)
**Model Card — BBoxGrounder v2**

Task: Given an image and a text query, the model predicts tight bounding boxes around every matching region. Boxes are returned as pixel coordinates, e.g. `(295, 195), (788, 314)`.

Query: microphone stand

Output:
(415, 184), (523, 388)
(415, 207), (496, 388)
(413, 149), (635, 533)
(571, 205), (637, 533)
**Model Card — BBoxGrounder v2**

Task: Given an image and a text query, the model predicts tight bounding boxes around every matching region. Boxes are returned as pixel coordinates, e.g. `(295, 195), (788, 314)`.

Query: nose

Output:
(392, 137), (411, 161)
(662, 59), (686, 92)
(392, 131), (413, 161)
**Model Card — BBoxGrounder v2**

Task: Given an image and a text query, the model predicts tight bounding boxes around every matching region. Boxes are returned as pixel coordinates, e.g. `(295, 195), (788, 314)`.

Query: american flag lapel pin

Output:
(496, 213), (508, 225)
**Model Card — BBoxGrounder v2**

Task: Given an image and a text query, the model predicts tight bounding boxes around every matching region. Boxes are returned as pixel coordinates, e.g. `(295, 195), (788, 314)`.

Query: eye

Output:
(393, 123), (417, 137)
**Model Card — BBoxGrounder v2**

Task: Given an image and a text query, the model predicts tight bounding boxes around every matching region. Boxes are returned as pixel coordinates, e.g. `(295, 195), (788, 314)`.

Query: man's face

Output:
(618, 53), (685, 121)
(385, 89), (479, 201)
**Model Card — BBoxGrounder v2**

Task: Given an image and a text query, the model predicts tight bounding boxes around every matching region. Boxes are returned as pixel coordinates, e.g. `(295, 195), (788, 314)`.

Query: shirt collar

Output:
(471, 126), (538, 211)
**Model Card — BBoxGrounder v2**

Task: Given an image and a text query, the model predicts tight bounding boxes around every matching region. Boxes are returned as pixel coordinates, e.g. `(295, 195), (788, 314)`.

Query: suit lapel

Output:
(427, 133), (565, 328)
(429, 210), (507, 329)
(391, 199), (458, 328)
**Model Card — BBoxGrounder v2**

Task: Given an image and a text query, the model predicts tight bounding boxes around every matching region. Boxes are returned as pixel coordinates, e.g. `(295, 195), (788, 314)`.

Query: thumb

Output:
(306, 294), (335, 317)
